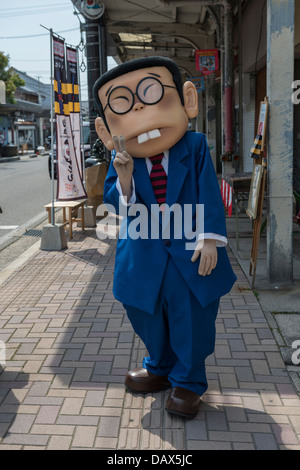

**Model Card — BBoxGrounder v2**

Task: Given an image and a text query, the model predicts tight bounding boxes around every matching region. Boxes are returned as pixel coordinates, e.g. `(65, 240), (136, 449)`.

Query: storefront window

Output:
(17, 127), (35, 150)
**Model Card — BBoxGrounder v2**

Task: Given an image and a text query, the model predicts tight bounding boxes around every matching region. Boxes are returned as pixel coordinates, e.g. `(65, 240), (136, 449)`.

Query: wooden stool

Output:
(45, 199), (87, 239)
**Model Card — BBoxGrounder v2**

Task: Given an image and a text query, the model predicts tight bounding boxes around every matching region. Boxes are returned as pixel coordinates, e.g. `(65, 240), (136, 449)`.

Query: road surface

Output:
(0, 155), (55, 248)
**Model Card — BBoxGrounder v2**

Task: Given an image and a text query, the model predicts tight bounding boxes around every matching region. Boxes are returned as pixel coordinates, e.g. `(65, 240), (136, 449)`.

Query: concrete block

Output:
(40, 224), (68, 251)
(78, 206), (96, 228)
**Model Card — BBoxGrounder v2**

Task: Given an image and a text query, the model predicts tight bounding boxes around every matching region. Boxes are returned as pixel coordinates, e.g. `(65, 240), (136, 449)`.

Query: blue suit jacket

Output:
(104, 131), (237, 315)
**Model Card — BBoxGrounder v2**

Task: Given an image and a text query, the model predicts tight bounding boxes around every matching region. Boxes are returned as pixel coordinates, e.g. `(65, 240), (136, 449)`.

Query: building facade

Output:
(0, 69), (51, 152)
(72, 0), (298, 283)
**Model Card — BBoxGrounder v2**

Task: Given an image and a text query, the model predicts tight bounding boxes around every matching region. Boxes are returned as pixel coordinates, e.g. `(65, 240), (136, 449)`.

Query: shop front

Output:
(14, 121), (37, 152)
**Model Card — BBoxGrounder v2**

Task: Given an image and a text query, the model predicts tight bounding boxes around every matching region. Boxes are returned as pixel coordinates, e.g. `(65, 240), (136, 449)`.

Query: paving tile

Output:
(8, 414), (35, 434)
(186, 419), (207, 440)
(30, 424), (74, 436)
(72, 426), (97, 448)
(208, 430), (253, 443)
(98, 416), (120, 438)
(84, 390), (105, 407)
(0, 232), (299, 451)
(118, 428), (140, 449)
(60, 398), (84, 415)
(272, 423), (300, 445)
(2, 434), (49, 447)
(207, 411), (228, 431)
(94, 437), (118, 449)
(47, 435), (72, 450)
(164, 429), (185, 449)
(35, 406), (60, 424)
(253, 432), (278, 450)
(187, 440), (232, 450)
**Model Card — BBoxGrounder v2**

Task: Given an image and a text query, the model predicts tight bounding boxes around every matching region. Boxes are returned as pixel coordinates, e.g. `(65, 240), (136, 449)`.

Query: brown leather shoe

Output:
(125, 367), (171, 393)
(165, 387), (201, 419)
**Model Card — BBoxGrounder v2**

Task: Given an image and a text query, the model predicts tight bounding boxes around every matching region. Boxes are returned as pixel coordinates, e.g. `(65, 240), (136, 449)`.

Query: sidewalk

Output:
(0, 221), (300, 450)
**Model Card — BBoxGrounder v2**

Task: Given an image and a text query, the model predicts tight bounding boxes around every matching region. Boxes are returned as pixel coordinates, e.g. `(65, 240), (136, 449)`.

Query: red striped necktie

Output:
(149, 153), (167, 205)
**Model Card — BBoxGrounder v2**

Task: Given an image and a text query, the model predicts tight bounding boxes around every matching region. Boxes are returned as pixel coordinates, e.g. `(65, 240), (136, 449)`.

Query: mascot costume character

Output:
(93, 57), (236, 419)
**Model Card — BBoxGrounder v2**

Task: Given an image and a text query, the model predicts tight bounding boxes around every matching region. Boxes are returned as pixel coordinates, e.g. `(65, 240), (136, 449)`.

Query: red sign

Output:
(195, 49), (219, 76)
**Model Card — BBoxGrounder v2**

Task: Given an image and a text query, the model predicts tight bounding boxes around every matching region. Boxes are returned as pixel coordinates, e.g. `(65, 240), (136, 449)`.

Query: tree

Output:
(0, 51), (25, 104)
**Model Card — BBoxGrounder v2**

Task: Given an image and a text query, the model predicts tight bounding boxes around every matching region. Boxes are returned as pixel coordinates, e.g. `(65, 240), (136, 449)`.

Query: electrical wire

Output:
(0, 3), (70, 13)
(0, 28), (79, 40)
(0, 5), (72, 19)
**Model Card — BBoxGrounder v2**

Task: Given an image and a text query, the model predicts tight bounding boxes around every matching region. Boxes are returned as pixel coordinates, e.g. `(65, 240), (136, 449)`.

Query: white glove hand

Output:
(191, 239), (218, 276)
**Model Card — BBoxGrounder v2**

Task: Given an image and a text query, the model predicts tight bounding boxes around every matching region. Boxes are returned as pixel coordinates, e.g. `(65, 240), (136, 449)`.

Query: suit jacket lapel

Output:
(166, 134), (189, 207)
(133, 157), (157, 209)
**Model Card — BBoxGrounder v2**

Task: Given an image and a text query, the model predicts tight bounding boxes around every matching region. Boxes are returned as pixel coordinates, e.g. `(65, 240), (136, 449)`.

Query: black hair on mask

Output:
(93, 56), (184, 131)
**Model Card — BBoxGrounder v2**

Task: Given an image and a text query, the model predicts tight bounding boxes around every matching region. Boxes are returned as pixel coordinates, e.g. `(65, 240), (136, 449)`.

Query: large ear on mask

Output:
(183, 81), (199, 119)
(95, 117), (114, 151)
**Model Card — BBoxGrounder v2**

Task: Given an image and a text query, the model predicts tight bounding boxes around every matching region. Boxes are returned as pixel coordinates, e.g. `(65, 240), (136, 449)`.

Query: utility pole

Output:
(266, 0), (295, 283)
(84, 16), (107, 150)
(85, 20), (101, 148)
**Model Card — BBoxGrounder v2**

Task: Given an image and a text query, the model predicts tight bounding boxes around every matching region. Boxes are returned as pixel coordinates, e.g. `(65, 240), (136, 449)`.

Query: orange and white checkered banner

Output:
(221, 179), (233, 218)
(249, 134), (263, 160)
(53, 36), (87, 201)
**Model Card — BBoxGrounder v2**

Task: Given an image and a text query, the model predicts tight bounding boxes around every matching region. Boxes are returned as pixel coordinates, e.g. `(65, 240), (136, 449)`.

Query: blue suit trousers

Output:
(124, 255), (219, 396)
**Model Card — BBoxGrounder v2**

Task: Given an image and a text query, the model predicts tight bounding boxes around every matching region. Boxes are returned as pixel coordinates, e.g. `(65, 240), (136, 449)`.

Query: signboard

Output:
(81, 0), (105, 20)
(195, 49), (219, 76)
(246, 164), (264, 220)
(66, 46), (83, 178)
(53, 35), (87, 201)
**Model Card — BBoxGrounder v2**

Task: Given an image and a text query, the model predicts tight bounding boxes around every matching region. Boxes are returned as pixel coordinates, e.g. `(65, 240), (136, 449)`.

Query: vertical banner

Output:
(195, 49), (219, 76)
(66, 46), (83, 178)
(53, 36), (87, 201)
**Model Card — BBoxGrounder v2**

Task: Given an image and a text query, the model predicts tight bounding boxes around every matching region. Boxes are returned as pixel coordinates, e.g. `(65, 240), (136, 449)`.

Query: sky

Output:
(0, 0), (116, 101)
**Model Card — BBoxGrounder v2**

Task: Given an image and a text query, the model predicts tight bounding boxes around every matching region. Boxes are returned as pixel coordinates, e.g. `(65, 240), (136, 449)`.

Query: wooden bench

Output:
(45, 199), (87, 239)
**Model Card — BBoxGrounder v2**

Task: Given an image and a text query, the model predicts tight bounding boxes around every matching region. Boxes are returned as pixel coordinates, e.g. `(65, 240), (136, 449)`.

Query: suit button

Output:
(164, 240), (171, 247)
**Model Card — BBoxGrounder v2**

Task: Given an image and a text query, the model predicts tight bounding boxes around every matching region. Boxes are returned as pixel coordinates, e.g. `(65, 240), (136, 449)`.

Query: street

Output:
(0, 155), (54, 248)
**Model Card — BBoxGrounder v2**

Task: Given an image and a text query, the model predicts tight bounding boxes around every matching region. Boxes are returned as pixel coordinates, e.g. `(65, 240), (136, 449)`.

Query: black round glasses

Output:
(103, 77), (177, 115)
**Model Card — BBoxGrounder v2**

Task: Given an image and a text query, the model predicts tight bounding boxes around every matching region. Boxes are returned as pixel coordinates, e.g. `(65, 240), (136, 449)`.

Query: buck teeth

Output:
(149, 129), (161, 139)
(137, 129), (161, 144)
(137, 133), (149, 144)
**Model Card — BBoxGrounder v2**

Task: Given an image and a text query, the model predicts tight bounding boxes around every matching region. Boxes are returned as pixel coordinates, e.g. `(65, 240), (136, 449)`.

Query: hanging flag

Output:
(195, 49), (219, 76)
(187, 76), (205, 93)
(66, 45), (83, 178)
(53, 36), (87, 201)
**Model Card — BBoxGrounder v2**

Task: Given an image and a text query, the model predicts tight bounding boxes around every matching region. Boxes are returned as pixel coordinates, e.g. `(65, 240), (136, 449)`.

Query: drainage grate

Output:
(21, 229), (43, 238)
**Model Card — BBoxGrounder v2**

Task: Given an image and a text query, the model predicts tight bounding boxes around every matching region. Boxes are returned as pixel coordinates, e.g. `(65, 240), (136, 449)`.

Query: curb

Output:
(0, 152), (49, 163)
(0, 156), (20, 163)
